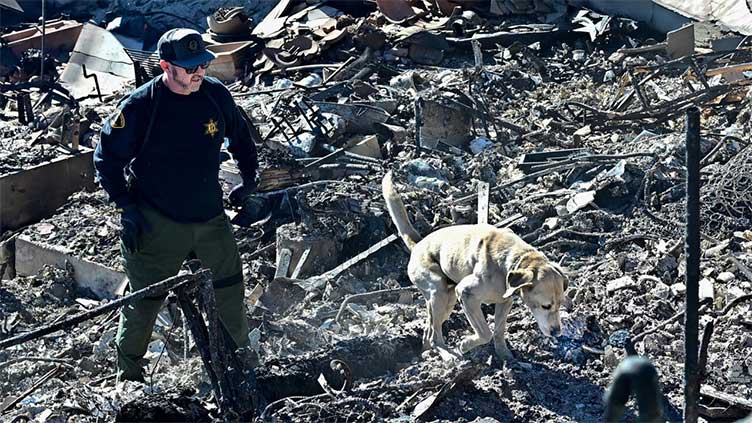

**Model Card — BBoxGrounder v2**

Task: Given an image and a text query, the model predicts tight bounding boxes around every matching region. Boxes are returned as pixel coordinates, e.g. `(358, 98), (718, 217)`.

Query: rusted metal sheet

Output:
(1, 19), (83, 57)
(0, 148), (97, 232)
(375, 0), (418, 23)
(206, 41), (253, 82)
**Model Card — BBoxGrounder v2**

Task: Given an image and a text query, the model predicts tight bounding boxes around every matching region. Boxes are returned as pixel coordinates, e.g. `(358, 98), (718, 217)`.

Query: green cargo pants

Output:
(115, 203), (249, 382)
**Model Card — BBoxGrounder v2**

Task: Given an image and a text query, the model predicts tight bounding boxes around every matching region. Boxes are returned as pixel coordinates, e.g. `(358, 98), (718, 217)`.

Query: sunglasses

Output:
(173, 62), (210, 74)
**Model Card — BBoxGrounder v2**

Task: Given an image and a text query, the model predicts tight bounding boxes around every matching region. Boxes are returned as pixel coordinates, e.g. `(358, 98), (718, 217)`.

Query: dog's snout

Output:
(550, 326), (561, 337)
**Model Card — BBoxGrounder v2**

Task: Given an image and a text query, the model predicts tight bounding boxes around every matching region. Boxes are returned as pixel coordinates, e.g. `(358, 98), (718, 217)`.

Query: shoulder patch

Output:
(110, 110), (126, 129)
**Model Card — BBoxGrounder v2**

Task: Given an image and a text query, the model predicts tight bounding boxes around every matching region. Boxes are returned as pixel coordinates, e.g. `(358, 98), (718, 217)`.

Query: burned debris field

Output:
(1, 0), (752, 422)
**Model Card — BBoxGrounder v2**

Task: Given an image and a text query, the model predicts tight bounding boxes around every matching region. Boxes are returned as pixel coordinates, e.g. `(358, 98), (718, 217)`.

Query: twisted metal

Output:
(701, 144), (752, 235)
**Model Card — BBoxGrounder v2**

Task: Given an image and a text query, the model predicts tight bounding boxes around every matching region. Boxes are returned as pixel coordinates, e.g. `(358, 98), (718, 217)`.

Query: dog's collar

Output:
(510, 254), (525, 272)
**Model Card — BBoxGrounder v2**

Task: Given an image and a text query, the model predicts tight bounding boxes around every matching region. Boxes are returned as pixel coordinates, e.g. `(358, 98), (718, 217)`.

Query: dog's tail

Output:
(382, 171), (422, 250)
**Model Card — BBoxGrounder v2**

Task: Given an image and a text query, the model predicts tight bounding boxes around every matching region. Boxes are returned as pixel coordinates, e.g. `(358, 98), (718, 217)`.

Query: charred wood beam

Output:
(562, 82), (741, 124)
(179, 262), (257, 419)
(684, 107), (701, 423)
(0, 271), (209, 351)
(330, 47), (374, 82)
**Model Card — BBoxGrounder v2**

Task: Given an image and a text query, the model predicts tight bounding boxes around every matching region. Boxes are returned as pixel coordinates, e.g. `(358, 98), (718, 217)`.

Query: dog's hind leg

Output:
(410, 264), (453, 350)
(456, 274), (493, 354)
(422, 298), (434, 350)
(426, 287), (463, 361)
(438, 288), (457, 326)
(428, 287), (453, 348)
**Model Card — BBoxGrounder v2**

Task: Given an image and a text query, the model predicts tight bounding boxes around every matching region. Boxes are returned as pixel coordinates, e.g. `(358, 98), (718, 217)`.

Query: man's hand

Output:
(120, 205), (151, 254)
(229, 177), (257, 207)
(231, 195), (273, 227)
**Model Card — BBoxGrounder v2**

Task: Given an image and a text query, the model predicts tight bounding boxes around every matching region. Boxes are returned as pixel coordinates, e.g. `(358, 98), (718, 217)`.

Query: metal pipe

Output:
(684, 106), (701, 423)
(40, 0), (45, 80)
(414, 96), (424, 152)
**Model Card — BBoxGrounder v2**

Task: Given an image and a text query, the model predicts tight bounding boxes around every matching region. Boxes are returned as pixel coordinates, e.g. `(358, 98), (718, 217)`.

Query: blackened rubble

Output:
(2, 0), (752, 422)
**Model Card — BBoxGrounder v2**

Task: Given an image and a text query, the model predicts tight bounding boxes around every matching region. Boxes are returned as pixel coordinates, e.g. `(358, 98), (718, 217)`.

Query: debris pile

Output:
(2, 0), (752, 421)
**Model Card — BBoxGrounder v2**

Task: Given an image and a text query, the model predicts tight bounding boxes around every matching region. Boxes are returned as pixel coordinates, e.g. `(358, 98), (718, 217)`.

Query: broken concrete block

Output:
(289, 132), (317, 157)
(725, 286), (747, 305)
(642, 333), (665, 355)
(276, 223), (339, 279)
(421, 100), (472, 148)
(603, 345), (619, 369)
(670, 283), (687, 296)
(717, 271), (736, 283)
(650, 282), (671, 300)
(606, 275), (636, 294)
(344, 135), (382, 159)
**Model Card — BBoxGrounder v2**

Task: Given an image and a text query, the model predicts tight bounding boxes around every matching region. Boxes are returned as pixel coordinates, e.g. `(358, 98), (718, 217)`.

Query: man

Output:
(94, 28), (260, 382)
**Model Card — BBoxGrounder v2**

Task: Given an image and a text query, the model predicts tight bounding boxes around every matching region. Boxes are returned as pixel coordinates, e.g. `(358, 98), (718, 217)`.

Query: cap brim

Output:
(172, 50), (217, 68)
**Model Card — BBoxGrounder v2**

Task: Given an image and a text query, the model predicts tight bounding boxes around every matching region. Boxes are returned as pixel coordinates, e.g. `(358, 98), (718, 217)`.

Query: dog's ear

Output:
(551, 263), (569, 291)
(503, 269), (534, 299)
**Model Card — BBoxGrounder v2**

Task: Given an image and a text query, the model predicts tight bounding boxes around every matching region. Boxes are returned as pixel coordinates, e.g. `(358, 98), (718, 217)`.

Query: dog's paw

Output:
(459, 336), (481, 353)
(437, 346), (462, 361)
(494, 346), (515, 363)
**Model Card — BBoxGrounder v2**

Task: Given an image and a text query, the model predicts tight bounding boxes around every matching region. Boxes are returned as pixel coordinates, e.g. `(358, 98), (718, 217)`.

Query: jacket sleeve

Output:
(93, 98), (145, 209)
(222, 93), (259, 184)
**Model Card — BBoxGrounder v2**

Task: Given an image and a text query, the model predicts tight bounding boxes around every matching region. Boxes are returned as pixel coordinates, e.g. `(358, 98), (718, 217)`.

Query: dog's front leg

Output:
(456, 275), (493, 354)
(493, 301), (514, 362)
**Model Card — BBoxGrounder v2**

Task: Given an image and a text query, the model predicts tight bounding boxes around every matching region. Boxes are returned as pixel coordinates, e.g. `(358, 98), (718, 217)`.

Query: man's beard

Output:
(171, 68), (202, 92)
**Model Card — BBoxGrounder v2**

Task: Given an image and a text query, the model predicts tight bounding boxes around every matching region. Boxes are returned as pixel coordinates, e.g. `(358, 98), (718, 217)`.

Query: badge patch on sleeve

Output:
(204, 118), (219, 137)
(110, 110), (126, 129)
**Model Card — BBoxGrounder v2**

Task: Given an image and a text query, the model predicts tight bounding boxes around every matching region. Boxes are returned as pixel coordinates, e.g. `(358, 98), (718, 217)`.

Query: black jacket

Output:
(94, 75), (258, 222)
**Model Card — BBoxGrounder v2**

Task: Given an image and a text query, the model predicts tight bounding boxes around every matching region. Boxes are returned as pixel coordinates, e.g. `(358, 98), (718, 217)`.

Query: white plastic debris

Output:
(699, 278), (715, 300)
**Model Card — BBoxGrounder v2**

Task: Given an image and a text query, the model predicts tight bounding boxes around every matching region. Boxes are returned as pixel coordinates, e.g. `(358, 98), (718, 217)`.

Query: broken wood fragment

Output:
(335, 286), (418, 324)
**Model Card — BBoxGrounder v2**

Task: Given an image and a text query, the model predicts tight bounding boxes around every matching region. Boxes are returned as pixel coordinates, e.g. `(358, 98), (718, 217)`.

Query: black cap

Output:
(157, 28), (216, 68)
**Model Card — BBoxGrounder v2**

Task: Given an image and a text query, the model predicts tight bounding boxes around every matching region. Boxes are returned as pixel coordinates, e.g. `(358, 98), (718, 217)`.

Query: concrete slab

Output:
(15, 235), (126, 299)
(0, 148), (97, 232)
